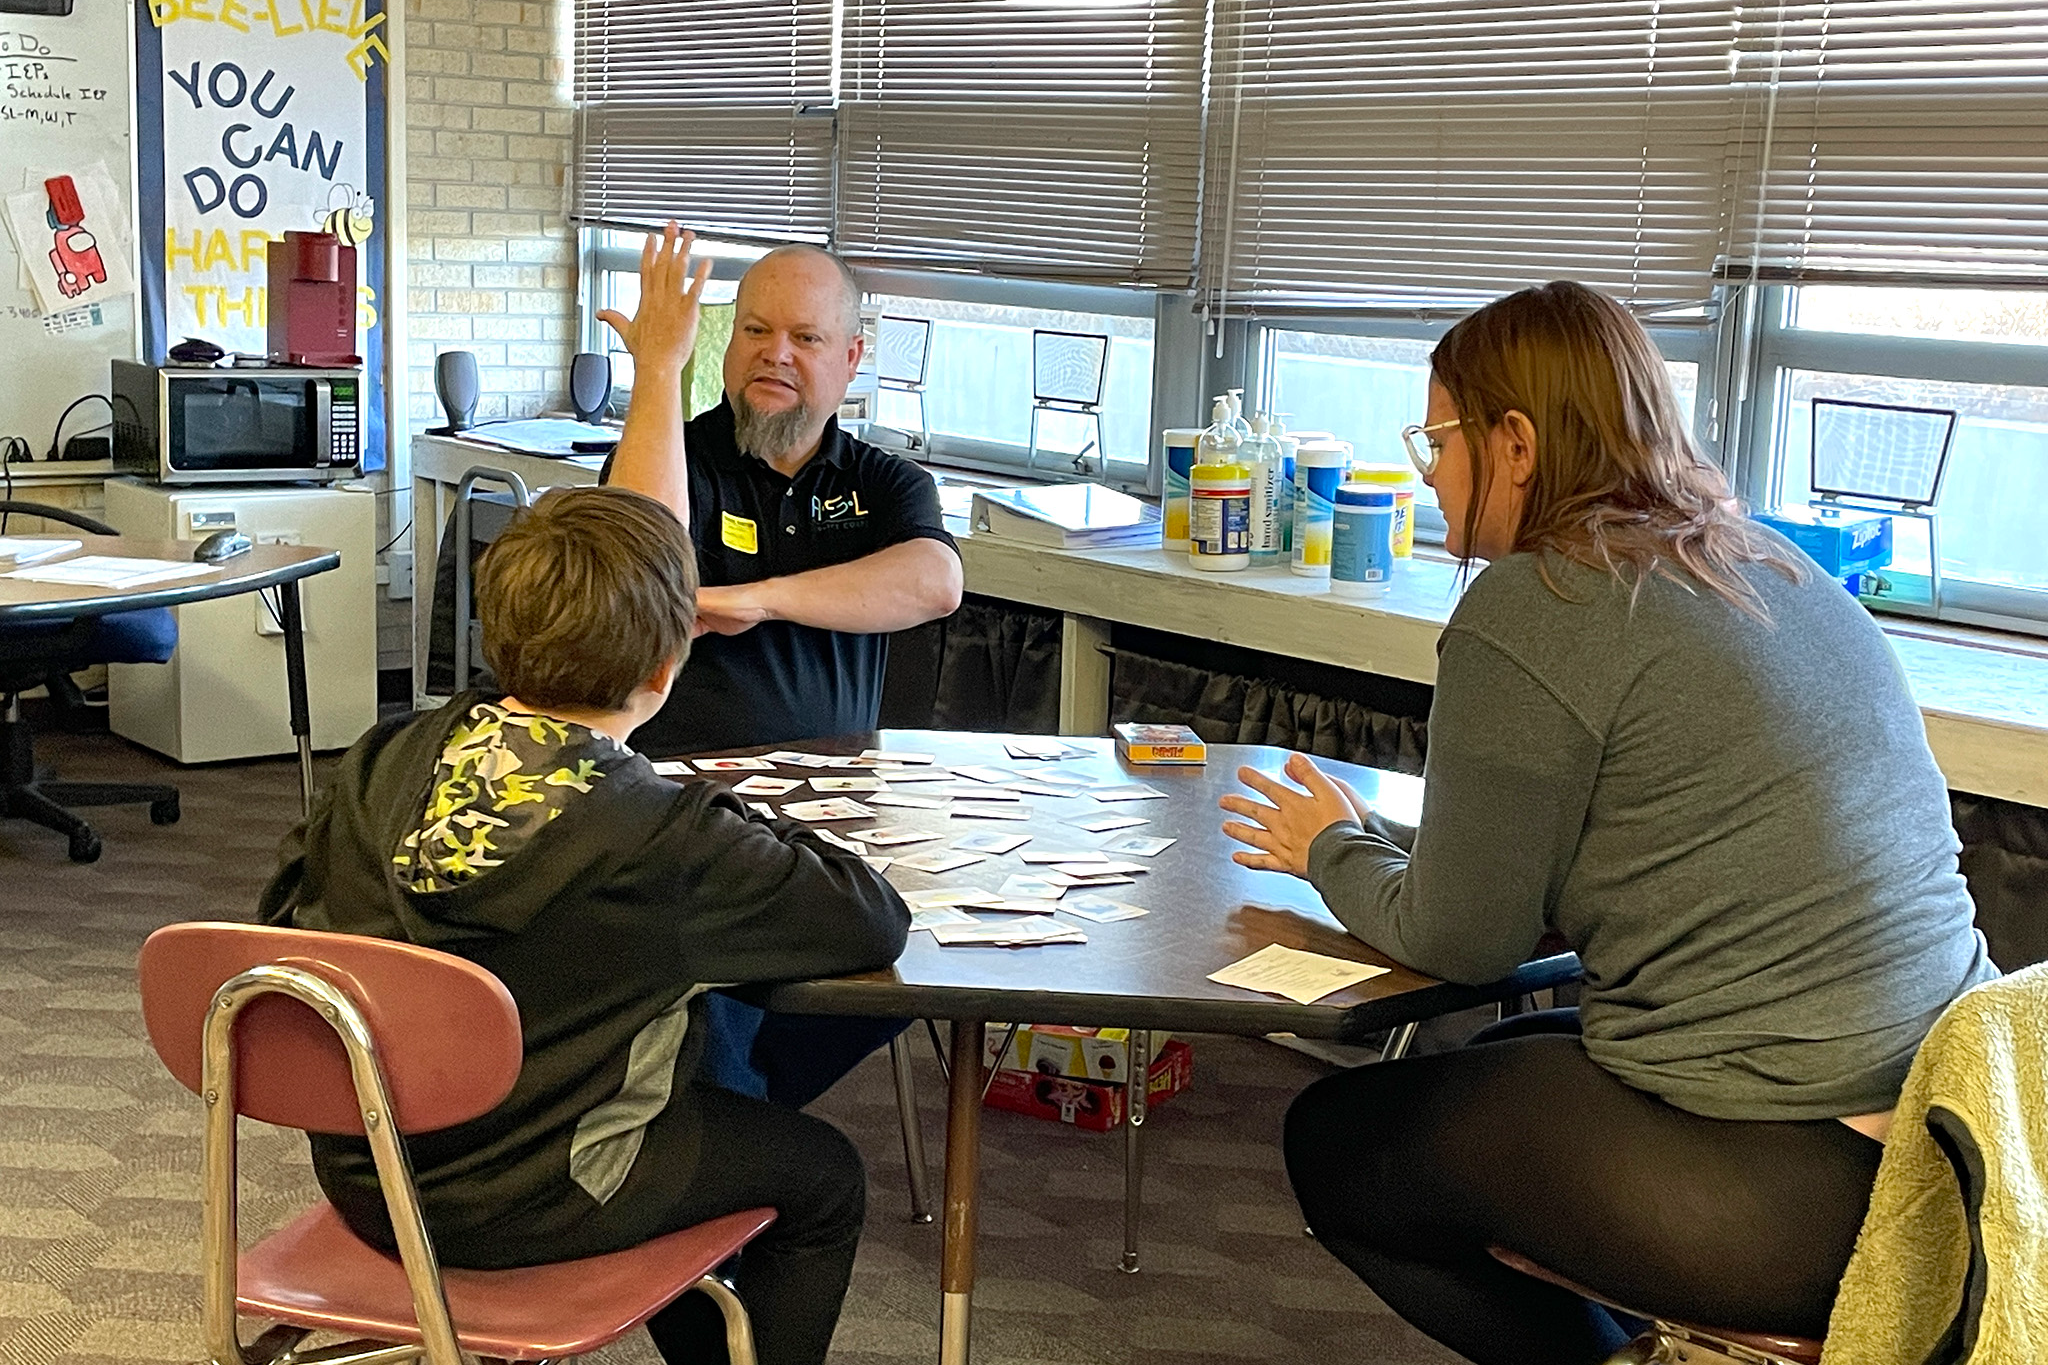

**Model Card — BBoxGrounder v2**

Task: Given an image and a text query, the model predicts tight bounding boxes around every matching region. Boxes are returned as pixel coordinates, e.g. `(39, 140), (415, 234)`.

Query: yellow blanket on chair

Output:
(1822, 963), (2048, 1365)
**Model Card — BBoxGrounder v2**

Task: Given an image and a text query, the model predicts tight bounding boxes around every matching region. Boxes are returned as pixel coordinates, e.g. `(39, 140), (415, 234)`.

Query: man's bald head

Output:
(739, 245), (863, 342)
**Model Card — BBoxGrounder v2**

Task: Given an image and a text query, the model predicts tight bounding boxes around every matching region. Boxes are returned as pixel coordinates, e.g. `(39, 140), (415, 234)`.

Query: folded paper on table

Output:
(1207, 943), (1391, 1004)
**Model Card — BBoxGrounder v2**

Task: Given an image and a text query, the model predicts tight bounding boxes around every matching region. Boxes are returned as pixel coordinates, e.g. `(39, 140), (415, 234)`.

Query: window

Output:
(1748, 285), (2048, 628)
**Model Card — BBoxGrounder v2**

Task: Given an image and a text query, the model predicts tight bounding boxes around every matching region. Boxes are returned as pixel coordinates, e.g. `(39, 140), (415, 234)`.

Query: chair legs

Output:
(2, 695), (178, 863)
(693, 1275), (759, 1365)
(890, 1033), (936, 1223)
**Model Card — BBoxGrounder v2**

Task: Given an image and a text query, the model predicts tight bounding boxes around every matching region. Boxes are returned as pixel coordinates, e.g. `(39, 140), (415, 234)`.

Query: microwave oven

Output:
(111, 360), (362, 485)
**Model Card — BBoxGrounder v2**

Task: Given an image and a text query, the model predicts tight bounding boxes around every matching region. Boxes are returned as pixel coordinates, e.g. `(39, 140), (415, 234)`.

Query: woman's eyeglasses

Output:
(1399, 418), (1460, 478)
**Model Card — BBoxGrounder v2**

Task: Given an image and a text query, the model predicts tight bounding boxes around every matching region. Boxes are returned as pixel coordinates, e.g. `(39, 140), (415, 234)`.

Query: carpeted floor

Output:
(0, 720), (1463, 1365)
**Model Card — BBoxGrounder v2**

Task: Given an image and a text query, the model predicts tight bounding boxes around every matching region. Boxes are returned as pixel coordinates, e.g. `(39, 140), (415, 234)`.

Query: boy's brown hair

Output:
(475, 485), (698, 711)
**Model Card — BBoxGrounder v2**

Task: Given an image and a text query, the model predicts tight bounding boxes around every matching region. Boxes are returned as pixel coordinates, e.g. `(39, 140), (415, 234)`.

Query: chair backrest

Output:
(139, 921), (523, 1136)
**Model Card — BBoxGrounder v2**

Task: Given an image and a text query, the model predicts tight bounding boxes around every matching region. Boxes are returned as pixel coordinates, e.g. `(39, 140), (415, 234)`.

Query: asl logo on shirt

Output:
(813, 492), (868, 527)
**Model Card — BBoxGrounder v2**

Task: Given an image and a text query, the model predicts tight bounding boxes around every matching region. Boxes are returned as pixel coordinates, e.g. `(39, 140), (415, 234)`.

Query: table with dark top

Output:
(0, 535), (341, 814)
(687, 730), (1580, 1365)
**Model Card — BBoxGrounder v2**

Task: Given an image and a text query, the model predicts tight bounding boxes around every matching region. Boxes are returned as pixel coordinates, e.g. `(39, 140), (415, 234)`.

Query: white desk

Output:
(409, 433), (2048, 809)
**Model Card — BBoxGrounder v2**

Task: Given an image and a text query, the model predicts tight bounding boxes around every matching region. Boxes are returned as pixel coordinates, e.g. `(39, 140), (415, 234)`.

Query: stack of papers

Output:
(5, 555), (213, 588)
(0, 538), (80, 569)
(971, 484), (1162, 550)
(1207, 944), (1392, 1004)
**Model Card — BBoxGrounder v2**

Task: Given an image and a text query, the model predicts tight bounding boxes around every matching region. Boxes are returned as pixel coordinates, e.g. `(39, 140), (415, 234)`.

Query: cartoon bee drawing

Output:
(320, 184), (377, 247)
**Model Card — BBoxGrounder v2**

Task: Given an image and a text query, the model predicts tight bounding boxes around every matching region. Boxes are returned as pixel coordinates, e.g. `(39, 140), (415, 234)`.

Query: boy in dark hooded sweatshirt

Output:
(259, 484), (909, 1365)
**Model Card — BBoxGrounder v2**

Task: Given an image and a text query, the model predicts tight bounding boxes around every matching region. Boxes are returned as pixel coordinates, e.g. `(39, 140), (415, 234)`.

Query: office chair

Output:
(139, 920), (775, 1365)
(0, 501), (179, 863)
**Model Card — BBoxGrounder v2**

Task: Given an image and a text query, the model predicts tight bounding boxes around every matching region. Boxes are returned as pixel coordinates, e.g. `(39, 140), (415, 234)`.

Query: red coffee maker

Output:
(267, 231), (360, 366)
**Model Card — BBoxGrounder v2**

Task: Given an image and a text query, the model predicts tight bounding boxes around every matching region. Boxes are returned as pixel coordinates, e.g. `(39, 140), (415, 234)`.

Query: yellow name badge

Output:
(720, 511), (759, 555)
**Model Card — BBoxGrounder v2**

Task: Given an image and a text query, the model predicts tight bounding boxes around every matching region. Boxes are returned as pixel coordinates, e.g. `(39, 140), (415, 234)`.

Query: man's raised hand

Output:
(596, 223), (714, 377)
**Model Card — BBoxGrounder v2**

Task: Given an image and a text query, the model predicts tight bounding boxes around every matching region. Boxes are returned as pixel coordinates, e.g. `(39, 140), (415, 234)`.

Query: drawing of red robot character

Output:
(45, 176), (108, 301)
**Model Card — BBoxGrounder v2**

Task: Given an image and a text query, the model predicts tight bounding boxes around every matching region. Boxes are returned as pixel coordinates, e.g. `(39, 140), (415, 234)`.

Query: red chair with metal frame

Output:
(138, 920), (776, 1365)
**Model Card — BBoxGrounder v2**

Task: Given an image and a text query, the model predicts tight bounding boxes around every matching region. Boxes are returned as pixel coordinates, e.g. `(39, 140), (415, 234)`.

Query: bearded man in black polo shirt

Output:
(599, 224), (959, 1106)
(599, 223), (964, 758)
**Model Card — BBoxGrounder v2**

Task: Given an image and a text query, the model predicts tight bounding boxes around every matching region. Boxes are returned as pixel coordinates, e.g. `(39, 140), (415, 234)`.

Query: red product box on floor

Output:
(982, 1039), (1193, 1132)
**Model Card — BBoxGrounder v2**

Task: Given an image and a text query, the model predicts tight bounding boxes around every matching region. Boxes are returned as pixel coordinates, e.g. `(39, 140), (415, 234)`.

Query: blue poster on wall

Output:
(134, 0), (390, 471)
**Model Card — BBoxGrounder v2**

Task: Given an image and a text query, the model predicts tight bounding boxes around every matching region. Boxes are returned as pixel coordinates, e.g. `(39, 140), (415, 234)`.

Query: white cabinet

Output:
(101, 479), (378, 762)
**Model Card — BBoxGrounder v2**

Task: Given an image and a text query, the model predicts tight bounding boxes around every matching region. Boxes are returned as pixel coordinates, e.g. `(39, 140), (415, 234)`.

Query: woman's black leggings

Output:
(1283, 1010), (1885, 1365)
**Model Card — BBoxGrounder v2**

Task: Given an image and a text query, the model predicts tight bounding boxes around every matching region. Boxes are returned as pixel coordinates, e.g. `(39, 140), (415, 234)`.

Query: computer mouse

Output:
(193, 531), (253, 563)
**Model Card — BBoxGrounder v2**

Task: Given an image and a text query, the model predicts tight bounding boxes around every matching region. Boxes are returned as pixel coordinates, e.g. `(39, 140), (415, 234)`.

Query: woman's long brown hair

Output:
(1432, 281), (1801, 616)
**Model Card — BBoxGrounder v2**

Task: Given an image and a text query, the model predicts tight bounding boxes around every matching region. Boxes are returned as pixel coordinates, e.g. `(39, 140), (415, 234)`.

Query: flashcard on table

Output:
(980, 901), (1061, 914)
(1017, 766), (1104, 786)
(810, 776), (885, 793)
(1005, 783), (1080, 799)
(781, 798), (877, 822)
(824, 756), (884, 769)
(863, 750), (936, 765)
(761, 750), (817, 765)
(1058, 895), (1150, 924)
(849, 825), (942, 847)
(950, 802), (1031, 821)
(695, 756), (777, 772)
(1004, 740), (1089, 761)
(1051, 860), (1148, 877)
(746, 801), (777, 820)
(952, 765), (1018, 785)
(936, 785), (1020, 802)
(997, 874), (1066, 901)
(862, 855), (894, 873)
(1069, 812), (1149, 834)
(872, 766), (954, 783)
(732, 776), (802, 797)
(900, 885), (1002, 909)
(1207, 944), (1392, 1004)
(894, 851), (990, 876)
(651, 760), (693, 776)
(870, 792), (950, 810)
(1102, 834), (1175, 857)
(1019, 849), (1105, 865)
(815, 828), (867, 855)
(953, 831), (1031, 855)
(1063, 874), (1135, 888)
(931, 920), (1087, 947)
(1090, 784), (1170, 802)
(910, 906), (980, 931)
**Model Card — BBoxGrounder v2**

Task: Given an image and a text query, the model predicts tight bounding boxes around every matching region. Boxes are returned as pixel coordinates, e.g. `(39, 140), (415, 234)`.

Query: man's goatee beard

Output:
(733, 391), (820, 461)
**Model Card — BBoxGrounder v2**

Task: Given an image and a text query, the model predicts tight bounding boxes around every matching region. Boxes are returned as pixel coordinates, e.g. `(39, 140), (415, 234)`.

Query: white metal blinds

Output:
(1726, 1), (2048, 286)
(1199, 0), (1742, 312)
(835, 0), (1206, 286)
(572, 0), (836, 241)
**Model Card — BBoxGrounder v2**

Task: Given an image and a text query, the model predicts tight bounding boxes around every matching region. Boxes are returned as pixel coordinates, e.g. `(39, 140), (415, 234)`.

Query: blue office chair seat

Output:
(0, 501), (182, 864)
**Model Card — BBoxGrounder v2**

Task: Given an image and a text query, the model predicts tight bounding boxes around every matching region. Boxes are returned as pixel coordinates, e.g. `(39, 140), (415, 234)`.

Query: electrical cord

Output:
(377, 518), (413, 555)
(0, 435), (30, 533)
(47, 394), (114, 462)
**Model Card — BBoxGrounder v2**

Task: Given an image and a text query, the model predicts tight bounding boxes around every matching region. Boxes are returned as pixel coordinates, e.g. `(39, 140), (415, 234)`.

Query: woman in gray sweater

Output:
(1220, 282), (1995, 1365)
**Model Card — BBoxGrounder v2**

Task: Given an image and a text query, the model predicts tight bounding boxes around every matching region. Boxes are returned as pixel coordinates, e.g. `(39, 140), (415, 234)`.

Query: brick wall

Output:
(401, 0), (581, 429)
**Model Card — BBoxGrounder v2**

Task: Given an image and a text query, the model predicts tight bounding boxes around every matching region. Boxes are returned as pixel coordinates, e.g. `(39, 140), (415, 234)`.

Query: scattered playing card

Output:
(862, 855), (894, 873)
(732, 775), (802, 796)
(1090, 783), (1170, 802)
(910, 906), (980, 930)
(694, 756), (777, 772)
(1050, 860), (1149, 877)
(950, 802), (1031, 821)
(781, 798), (878, 822)
(849, 825), (943, 847)
(746, 801), (777, 819)
(899, 885), (1001, 908)
(810, 776), (885, 793)
(1068, 812), (1149, 833)
(870, 792), (950, 810)
(1059, 895), (1150, 923)
(1004, 783), (1080, 799)
(1102, 834), (1175, 856)
(894, 851), (990, 876)
(864, 750), (935, 765)
(952, 765), (1018, 785)
(1020, 849), (1107, 865)
(997, 874), (1067, 901)
(935, 784), (1021, 801)
(651, 759), (692, 776)
(953, 831), (1031, 855)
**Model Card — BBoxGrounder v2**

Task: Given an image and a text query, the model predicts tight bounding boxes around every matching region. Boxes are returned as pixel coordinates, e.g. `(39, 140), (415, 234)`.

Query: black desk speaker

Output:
(570, 352), (612, 424)
(435, 351), (479, 433)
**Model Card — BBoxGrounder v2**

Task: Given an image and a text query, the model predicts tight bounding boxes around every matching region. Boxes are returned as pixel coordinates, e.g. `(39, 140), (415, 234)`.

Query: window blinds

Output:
(1199, 0), (1743, 313)
(1726, 1), (2048, 286)
(572, 0), (835, 242)
(835, 0), (1205, 286)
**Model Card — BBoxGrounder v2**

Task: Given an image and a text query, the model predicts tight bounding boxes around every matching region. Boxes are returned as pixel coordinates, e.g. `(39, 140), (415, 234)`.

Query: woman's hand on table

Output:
(1219, 753), (1371, 878)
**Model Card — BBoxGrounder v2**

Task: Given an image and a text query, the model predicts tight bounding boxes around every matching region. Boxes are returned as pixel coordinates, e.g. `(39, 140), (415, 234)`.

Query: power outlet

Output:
(386, 550), (414, 600)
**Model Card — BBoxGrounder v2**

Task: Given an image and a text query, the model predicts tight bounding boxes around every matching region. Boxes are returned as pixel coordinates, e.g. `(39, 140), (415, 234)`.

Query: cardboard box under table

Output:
(983, 1032), (1193, 1133)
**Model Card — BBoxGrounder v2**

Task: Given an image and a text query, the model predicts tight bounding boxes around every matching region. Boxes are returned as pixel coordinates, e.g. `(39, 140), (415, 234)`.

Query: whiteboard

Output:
(0, 1), (140, 459)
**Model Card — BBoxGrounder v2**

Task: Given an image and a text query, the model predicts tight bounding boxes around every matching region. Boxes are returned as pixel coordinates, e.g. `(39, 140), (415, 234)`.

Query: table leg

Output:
(277, 579), (314, 818)
(1058, 613), (1112, 737)
(1120, 1026), (1151, 1273)
(941, 1019), (985, 1365)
